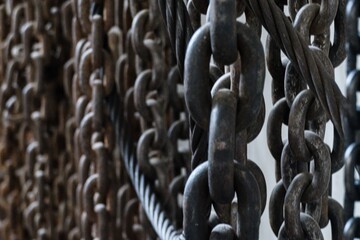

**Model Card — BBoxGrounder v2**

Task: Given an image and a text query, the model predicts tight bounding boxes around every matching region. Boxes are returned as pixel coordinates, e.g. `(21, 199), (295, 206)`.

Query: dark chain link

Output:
(0, 0), (348, 239)
(266, 1), (345, 239)
(344, 0), (360, 239)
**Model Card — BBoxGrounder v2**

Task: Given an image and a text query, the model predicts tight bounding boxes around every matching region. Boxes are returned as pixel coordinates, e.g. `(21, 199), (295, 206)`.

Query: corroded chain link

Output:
(0, 1), (66, 239)
(0, 0), (349, 239)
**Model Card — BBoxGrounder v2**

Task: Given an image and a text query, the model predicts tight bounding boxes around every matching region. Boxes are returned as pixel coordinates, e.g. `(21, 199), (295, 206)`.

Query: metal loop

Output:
(91, 79), (104, 132)
(210, 73), (265, 137)
(10, 3), (25, 38)
(60, 1), (72, 41)
(144, 39), (166, 90)
(327, 198), (344, 240)
(22, 83), (36, 123)
(209, 0), (237, 65)
(281, 173), (322, 240)
(78, 0), (113, 34)
(309, 0), (338, 35)
(92, 142), (109, 202)
(25, 142), (39, 180)
(283, 131), (331, 202)
(346, 70), (360, 129)
(329, 0), (346, 67)
(95, 203), (109, 240)
(91, 14), (104, 69)
(208, 89), (236, 204)
(247, 159), (267, 214)
(183, 161), (261, 240)
(344, 143), (360, 201)
(136, 128), (173, 181)
(267, 98), (289, 176)
(295, 5), (332, 54)
(266, 36), (286, 104)
(184, 22), (264, 131)
(79, 48), (115, 96)
(83, 173), (98, 223)
(346, 0), (360, 53)
(280, 142), (307, 189)
(134, 70), (155, 121)
(147, 99), (168, 148)
(288, 90), (322, 162)
(210, 224), (235, 240)
(344, 218), (360, 240)
(167, 66), (183, 113)
(108, 26), (123, 60)
(269, 180), (286, 236)
(284, 62), (307, 108)
(131, 9), (151, 61)
(80, 111), (94, 157)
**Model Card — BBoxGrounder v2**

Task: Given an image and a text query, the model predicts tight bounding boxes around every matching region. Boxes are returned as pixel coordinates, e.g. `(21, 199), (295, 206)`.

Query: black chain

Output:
(344, 0), (360, 239)
(0, 0), (349, 239)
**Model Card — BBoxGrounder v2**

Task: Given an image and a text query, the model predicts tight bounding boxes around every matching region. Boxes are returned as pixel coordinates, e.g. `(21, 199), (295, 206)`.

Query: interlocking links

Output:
(0, 1), (66, 239)
(0, 0), (350, 239)
(182, 0), (267, 237)
(249, 0), (346, 138)
(114, 0), (190, 238)
(344, 0), (360, 239)
(266, 1), (345, 239)
(62, 2), (118, 239)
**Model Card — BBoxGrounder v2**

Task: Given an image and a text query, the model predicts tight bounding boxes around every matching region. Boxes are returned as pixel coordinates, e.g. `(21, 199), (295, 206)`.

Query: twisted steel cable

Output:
(108, 93), (183, 240)
(248, 0), (346, 137)
(158, 0), (207, 169)
(158, 0), (194, 77)
(158, 0), (345, 137)
(158, 0), (346, 172)
(109, 0), (347, 238)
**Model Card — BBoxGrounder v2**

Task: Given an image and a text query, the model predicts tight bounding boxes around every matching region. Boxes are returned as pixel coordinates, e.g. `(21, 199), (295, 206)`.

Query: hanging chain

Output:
(0, 0), (348, 239)
(267, 1), (345, 239)
(344, 0), (360, 238)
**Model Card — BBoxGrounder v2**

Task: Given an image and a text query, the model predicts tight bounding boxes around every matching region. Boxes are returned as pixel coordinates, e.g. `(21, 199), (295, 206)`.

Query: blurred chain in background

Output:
(344, 0), (360, 239)
(0, 0), (351, 239)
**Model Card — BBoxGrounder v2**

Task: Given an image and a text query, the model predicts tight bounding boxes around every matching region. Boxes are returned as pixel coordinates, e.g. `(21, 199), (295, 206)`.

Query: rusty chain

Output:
(0, 0), (349, 239)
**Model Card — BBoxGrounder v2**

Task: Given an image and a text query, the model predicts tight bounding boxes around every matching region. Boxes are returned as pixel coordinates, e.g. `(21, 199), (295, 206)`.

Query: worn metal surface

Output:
(0, 0), (349, 239)
(344, 0), (360, 239)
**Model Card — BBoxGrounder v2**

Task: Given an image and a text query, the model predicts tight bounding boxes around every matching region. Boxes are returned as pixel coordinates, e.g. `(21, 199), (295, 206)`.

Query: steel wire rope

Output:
(248, 0), (346, 137)
(108, 93), (184, 240)
(109, 0), (348, 238)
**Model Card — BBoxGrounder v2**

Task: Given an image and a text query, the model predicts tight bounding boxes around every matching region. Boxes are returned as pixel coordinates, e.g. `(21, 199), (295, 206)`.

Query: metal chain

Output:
(343, 0), (360, 238)
(0, 0), (349, 240)
(267, 1), (345, 239)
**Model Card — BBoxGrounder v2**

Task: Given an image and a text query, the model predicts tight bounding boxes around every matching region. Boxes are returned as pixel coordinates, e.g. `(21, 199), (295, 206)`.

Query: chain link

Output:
(266, 1), (345, 239)
(0, 0), (349, 239)
(344, 0), (360, 239)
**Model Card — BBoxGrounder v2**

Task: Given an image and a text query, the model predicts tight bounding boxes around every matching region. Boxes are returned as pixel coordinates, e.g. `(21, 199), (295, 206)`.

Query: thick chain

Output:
(0, 0), (348, 240)
(267, 1), (345, 239)
(343, 0), (360, 239)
